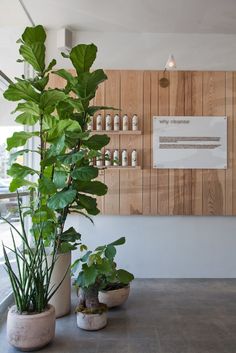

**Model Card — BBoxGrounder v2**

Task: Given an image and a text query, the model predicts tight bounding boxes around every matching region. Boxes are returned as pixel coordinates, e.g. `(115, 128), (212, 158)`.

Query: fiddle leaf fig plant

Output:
(72, 237), (134, 312)
(4, 25), (115, 252)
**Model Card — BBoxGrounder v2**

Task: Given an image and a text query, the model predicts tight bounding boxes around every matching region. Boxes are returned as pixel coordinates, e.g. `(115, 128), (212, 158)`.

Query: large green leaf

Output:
(13, 101), (40, 116)
(116, 269), (134, 284)
(31, 220), (56, 240)
(53, 170), (68, 189)
(44, 59), (57, 74)
(3, 80), (40, 102)
(7, 131), (38, 150)
(9, 149), (34, 164)
(14, 101), (40, 125)
(58, 151), (85, 165)
(47, 119), (81, 141)
(57, 100), (74, 120)
(39, 90), (66, 111)
(9, 178), (36, 192)
(15, 112), (39, 125)
(109, 237), (126, 246)
(30, 76), (49, 91)
(53, 69), (76, 84)
(77, 180), (108, 196)
(76, 69), (107, 100)
(83, 134), (110, 150)
(71, 166), (98, 181)
(47, 189), (76, 210)
(67, 98), (84, 113)
(22, 25), (46, 44)
(32, 206), (55, 223)
(69, 44), (97, 74)
(8, 163), (38, 179)
(60, 227), (81, 243)
(42, 114), (59, 130)
(78, 193), (97, 210)
(97, 259), (112, 274)
(38, 176), (57, 194)
(46, 135), (65, 158)
(105, 245), (116, 260)
(82, 263), (98, 287)
(20, 42), (45, 73)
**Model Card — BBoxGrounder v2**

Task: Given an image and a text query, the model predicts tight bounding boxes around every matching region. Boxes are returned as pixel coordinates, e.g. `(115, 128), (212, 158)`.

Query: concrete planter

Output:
(48, 251), (71, 318)
(99, 285), (130, 308)
(77, 311), (107, 331)
(7, 305), (55, 351)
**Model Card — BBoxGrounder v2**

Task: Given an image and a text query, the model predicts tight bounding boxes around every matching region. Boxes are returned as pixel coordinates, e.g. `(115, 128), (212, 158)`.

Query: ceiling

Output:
(1, 0), (236, 34)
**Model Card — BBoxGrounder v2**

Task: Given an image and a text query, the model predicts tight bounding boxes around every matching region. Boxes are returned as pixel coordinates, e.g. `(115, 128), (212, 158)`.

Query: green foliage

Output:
(3, 25), (114, 253)
(69, 43), (97, 74)
(1, 196), (63, 313)
(7, 131), (38, 150)
(4, 80), (40, 102)
(72, 237), (134, 296)
(47, 189), (77, 210)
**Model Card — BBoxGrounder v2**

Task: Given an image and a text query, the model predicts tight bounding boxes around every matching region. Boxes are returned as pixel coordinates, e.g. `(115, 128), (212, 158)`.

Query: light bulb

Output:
(165, 54), (176, 70)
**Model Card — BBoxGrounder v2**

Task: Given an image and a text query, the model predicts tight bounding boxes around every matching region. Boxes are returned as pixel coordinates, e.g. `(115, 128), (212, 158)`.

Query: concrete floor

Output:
(1, 279), (236, 353)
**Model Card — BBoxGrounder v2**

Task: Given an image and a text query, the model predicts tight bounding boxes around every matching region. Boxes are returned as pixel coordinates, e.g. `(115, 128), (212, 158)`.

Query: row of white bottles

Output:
(95, 149), (138, 167)
(87, 114), (139, 131)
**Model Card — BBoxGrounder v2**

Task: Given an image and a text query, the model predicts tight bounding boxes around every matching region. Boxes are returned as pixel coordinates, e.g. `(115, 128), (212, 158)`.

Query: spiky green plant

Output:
(2, 194), (64, 313)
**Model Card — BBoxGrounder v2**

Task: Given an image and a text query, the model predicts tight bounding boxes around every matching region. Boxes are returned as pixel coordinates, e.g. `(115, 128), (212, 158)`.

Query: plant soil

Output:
(76, 303), (107, 315)
(103, 283), (129, 291)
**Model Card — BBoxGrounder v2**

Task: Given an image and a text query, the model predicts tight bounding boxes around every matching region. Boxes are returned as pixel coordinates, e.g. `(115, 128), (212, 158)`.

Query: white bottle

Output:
(132, 114), (138, 131)
(122, 149), (128, 167)
(131, 149), (137, 167)
(122, 114), (129, 131)
(105, 114), (112, 131)
(96, 154), (103, 167)
(96, 114), (103, 131)
(105, 149), (111, 166)
(114, 114), (120, 131)
(113, 149), (119, 165)
(87, 116), (93, 131)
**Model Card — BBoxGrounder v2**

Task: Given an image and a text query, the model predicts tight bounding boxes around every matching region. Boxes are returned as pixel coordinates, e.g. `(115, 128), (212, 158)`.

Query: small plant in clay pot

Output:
(72, 237), (131, 330)
(98, 237), (134, 308)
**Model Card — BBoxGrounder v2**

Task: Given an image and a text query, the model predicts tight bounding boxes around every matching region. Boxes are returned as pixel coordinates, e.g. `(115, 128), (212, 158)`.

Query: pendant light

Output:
(159, 54), (177, 88)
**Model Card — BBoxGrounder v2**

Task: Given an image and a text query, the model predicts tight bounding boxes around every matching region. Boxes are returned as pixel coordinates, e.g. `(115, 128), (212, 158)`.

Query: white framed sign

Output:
(153, 116), (227, 169)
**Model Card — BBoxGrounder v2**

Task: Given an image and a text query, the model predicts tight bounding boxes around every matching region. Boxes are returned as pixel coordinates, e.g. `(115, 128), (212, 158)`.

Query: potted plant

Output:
(72, 237), (133, 330)
(98, 238), (134, 308)
(2, 195), (61, 351)
(4, 25), (113, 317)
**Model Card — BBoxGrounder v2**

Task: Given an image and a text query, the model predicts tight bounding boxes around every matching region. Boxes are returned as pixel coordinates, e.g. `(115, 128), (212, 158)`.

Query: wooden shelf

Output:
(97, 166), (142, 170)
(91, 130), (142, 135)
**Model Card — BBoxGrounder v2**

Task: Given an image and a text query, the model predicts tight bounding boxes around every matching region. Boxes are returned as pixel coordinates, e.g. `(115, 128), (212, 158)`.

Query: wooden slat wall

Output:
(49, 70), (235, 216)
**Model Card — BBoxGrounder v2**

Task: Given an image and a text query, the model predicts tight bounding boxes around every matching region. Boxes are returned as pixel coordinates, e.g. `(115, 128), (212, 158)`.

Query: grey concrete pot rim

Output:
(8, 304), (55, 317)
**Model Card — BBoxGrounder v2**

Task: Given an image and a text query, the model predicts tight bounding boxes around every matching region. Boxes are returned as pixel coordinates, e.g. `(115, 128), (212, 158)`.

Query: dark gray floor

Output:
(1, 279), (236, 353)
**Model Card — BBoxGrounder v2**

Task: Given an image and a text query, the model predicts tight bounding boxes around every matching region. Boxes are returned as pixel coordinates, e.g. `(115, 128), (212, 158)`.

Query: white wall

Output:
(46, 30), (236, 70)
(48, 29), (236, 278)
(0, 27), (24, 79)
(67, 215), (236, 278)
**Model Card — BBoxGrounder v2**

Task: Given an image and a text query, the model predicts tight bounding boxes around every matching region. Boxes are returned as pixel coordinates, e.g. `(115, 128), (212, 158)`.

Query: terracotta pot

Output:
(99, 285), (130, 308)
(48, 251), (71, 318)
(7, 305), (55, 351)
(76, 311), (107, 331)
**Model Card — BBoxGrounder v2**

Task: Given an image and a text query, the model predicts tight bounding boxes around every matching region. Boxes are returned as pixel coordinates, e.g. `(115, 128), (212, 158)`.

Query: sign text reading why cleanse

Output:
(159, 119), (190, 125)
